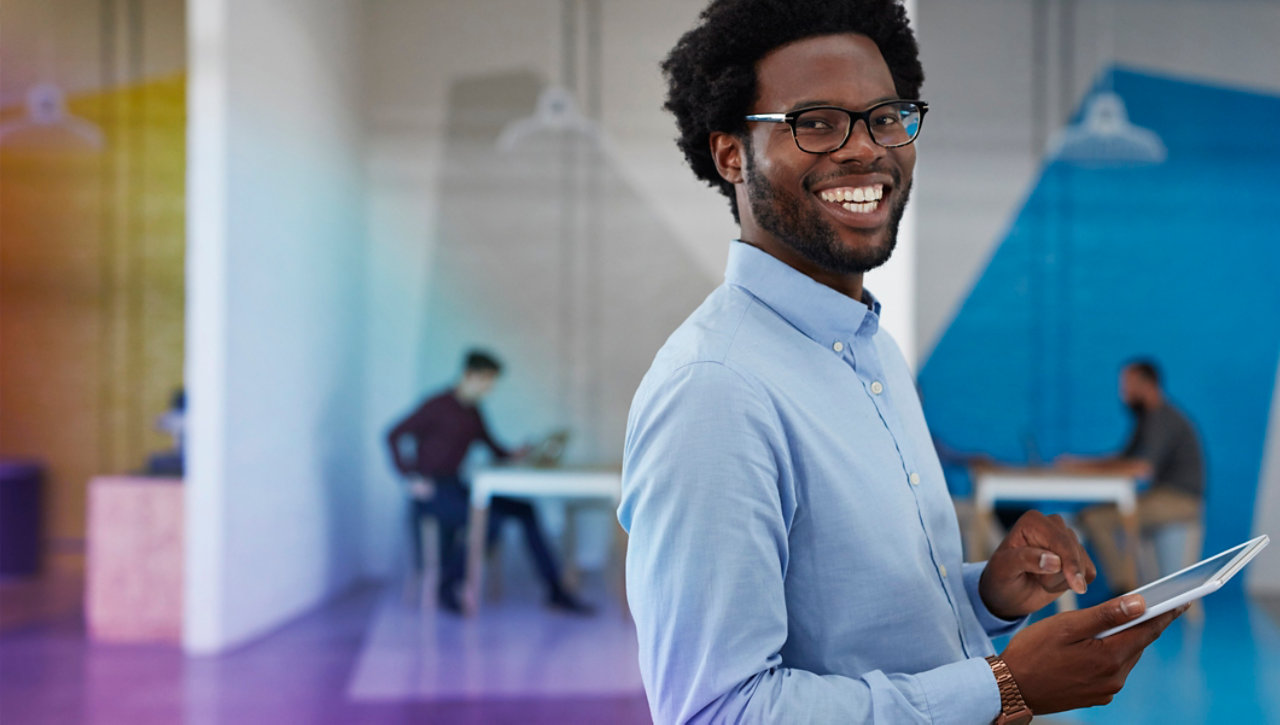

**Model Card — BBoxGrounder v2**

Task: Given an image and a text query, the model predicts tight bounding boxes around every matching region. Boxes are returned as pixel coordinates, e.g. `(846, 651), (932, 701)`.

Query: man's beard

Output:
(745, 152), (910, 276)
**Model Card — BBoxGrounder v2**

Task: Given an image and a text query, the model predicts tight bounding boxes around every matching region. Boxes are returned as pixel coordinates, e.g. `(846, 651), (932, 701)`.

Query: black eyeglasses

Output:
(745, 99), (929, 153)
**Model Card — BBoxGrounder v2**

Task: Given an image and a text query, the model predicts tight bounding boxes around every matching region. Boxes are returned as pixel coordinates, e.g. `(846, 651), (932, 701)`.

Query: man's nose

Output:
(827, 119), (884, 164)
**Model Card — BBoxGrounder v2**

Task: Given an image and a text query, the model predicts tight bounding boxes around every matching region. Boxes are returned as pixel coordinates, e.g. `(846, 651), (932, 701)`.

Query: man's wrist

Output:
(985, 655), (1033, 724)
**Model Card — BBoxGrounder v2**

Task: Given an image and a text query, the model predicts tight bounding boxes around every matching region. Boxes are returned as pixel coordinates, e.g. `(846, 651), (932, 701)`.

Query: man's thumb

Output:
(1066, 595), (1146, 637)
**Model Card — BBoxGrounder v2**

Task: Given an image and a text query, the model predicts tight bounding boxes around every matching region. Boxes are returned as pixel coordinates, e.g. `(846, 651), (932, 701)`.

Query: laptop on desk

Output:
(525, 429), (571, 468)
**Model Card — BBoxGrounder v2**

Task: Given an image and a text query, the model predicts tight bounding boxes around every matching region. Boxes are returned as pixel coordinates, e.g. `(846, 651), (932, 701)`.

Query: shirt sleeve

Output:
(476, 409), (511, 460)
(387, 403), (428, 476)
(1120, 419), (1144, 459)
(962, 561), (1028, 639)
(619, 362), (1002, 724)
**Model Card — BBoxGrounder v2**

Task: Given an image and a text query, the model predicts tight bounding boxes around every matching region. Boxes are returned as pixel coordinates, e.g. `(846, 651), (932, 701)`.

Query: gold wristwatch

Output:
(985, 655), (1033, 724)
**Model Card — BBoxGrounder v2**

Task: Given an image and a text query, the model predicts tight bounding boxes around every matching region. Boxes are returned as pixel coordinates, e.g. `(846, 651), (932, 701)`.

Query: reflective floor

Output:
(0, 566), (648, 725)
(3, 563), (1279, 724)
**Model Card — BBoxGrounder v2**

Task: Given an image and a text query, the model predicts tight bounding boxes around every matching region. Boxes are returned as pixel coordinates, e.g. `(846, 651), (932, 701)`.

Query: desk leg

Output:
(968, 500), (995, 561)
(1119, 509), (1140, 592)
(463, 504), (489, 616)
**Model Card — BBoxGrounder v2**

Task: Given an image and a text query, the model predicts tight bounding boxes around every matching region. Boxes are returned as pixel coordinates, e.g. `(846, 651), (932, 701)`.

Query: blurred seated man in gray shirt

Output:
(1059, 359), (1205, 592)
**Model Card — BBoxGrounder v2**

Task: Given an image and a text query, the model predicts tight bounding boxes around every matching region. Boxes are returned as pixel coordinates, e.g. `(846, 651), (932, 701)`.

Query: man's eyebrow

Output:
(785, 96), (899, 113)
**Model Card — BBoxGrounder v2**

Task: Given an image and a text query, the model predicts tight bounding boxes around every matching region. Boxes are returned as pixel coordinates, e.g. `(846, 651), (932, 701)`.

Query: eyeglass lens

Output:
(792, 102), (922, 152)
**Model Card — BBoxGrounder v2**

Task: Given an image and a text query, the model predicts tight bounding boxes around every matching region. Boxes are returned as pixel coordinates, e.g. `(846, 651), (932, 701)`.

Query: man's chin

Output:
(818, 233), (896, 275)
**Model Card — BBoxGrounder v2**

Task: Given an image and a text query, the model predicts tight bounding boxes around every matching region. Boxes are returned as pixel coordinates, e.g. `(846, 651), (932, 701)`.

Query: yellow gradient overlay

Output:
(0, 74), (186, 549)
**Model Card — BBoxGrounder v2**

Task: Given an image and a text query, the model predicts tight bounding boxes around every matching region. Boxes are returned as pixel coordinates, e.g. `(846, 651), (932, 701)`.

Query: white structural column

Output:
(865, 0), (918, 369)
(1249, 361), (1280, 596)
(184, 0), (367, 655)
(184, 0), (230, 653)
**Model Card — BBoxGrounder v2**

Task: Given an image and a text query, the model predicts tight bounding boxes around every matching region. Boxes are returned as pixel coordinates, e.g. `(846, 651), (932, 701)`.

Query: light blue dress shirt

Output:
(619, 241), (1024, 724)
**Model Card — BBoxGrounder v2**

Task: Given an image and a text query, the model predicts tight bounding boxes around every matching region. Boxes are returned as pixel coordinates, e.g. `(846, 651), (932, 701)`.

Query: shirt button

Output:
(909, 472), (921, 486)
(870, 381), (884, 395)
(832, 341), (844, 353)
(938, 564), (948, 578)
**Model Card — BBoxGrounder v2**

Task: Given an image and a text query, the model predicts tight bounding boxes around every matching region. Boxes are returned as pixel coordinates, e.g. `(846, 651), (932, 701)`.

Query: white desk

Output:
(969, 466), (1139, 611)
(463, 467), (624, 615)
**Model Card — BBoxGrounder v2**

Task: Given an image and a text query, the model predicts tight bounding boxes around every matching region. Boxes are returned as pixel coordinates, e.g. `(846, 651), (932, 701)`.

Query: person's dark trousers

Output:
(408, 475), (470, 598)
(488, 495), (564, 595)
(408, 475), (565, 600)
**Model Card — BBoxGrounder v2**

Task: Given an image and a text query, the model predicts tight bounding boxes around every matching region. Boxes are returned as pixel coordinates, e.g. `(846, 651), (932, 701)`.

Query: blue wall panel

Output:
(921, 68), (1280, 568)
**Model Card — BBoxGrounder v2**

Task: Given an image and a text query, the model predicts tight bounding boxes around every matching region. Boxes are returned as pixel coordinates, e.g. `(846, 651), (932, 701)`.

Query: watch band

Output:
(985, 655), (1033, 725)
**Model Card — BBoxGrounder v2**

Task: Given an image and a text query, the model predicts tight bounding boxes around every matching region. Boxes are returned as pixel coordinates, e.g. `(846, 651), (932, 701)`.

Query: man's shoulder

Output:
(416, 389), (458, 413)
(1159, 402), (1201, 439)
(642, 282), (785, 385)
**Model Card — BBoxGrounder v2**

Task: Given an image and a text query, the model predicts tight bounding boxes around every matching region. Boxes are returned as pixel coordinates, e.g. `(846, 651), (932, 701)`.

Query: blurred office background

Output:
(1, 0), (1278, 723)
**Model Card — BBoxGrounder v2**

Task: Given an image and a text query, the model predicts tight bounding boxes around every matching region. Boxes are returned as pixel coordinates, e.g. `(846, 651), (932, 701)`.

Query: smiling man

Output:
(618, 1), (1185, 723)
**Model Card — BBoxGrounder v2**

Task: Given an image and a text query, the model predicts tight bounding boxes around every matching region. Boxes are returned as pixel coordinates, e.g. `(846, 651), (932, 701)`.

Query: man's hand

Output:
(980, 510), (1097, 619)
(1001, 595), (1188, 713)
(409, 477), (436, 501)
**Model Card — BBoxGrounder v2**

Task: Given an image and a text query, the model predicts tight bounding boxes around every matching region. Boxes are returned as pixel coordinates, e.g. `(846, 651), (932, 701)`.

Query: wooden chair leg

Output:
(561, 501), (583, 591)
(614, 518), (630, 620)
(1184, 520), (1205, 623)
(485, 536), (504, 602)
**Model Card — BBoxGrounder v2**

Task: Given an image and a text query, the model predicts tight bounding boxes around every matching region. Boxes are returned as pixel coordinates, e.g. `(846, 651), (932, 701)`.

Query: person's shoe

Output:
(438, 586), (464, 615)
(548, 589), (596, 616)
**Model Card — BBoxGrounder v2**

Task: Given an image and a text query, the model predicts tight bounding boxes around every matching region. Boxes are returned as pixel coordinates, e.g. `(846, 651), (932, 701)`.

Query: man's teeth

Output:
(818, 185), (885, 204)
(841, 201), (878, 213)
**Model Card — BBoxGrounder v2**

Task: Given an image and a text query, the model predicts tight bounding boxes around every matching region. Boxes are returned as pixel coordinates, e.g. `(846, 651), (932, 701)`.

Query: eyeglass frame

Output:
(744, 99), (930, 153)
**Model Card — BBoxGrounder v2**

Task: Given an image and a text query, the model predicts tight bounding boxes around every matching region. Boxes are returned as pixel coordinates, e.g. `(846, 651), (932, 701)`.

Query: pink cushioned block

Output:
(85, 476), (183, 643)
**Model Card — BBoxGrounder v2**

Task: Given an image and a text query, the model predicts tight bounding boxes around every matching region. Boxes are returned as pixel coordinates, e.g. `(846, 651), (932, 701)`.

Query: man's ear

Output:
(710, 131), (745, 185)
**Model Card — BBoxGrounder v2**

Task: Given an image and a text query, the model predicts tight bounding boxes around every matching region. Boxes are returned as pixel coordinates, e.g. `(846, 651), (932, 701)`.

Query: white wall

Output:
(358, 0), (727, 577)
(1250, 361), (1280, 595)
(356, 0), (925, 575)
(186, 0), (366, 654)
(864, 0), (917, 368)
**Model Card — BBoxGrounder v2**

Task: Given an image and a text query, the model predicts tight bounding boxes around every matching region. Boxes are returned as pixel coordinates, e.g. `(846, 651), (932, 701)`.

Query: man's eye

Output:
(796, 118), (834, 130)
(872, 114), (902, 127)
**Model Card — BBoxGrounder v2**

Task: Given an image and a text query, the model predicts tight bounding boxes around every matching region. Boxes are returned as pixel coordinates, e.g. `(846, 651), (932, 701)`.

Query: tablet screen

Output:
(1098, 535), (1268, 638)
(1129, 539), (1249, 606)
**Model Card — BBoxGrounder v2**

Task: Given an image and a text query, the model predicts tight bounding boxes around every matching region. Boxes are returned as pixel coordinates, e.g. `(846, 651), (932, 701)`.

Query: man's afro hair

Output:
(661, 0), (924, 221)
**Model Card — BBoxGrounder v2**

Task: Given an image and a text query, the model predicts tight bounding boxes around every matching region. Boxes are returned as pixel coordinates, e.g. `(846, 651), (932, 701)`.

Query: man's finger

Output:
(1058, 521), (1098, 585)
(1036, 572), (1071, 593)
(1106, 603), (1186, 654)
(1014, 547), (1062, 575)
(1009, 547), (1079, 593)
(1043, 515), (1090, 594)
(1058, 594), (1146, 638)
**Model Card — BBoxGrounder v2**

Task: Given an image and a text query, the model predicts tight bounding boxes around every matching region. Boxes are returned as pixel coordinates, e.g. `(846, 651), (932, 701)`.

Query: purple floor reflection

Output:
(348, 584), (642, 701)
(0, 576), (650, 725)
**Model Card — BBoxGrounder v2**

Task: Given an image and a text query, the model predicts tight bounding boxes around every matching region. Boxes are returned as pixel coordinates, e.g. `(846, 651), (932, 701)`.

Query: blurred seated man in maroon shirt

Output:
(387, 350), (593, 615)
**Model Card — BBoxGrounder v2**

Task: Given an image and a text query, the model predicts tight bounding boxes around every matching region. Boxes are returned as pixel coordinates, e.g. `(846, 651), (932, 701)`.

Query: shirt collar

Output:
(724, 240), (881, 346)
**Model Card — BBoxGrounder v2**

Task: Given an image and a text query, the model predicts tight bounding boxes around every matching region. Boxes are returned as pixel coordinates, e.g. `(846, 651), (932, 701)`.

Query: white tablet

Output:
(1096, 534), (1270, 638)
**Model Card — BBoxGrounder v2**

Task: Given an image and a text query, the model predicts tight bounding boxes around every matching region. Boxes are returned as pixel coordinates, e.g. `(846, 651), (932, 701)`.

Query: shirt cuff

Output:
(963, 561), (1027, 638)
(915, 656), (1002, 725)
